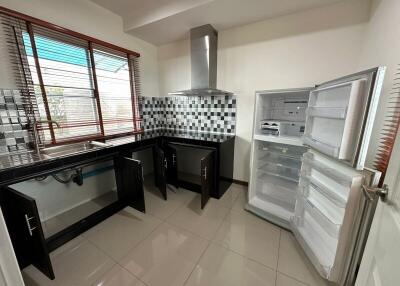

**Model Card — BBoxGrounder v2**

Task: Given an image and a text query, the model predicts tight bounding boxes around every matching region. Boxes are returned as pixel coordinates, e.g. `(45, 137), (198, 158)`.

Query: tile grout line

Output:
(117, 186), (247, 286)
(181, 237), (212, 286)
(213, 239), (279, 273)
(275, 229), (282, 286)
(113, 219), (165, 286)
(276, 271), (311, 286)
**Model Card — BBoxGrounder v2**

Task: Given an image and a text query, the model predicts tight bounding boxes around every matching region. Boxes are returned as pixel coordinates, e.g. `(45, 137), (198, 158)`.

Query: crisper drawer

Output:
(304, 79), (366, 163)
(256, 175), (297, 212)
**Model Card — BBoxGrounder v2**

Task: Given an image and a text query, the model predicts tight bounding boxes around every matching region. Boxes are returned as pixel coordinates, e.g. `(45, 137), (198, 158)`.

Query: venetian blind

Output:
(0, 8), (142, 147)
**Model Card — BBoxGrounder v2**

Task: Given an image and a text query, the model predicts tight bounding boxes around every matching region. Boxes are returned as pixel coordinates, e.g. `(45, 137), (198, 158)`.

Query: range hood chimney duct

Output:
(169, 24), (232, 96)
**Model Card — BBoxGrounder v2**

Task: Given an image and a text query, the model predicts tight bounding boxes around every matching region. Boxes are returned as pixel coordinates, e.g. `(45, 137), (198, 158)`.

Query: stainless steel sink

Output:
(41, 141), (109, 158)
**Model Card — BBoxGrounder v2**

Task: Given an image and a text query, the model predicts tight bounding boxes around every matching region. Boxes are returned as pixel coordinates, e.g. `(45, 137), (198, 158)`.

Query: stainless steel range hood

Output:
(169, 24), (233, 96)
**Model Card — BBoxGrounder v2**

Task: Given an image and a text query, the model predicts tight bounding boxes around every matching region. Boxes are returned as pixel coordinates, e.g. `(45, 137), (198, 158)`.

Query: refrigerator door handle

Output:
(362, 184), (389, 202)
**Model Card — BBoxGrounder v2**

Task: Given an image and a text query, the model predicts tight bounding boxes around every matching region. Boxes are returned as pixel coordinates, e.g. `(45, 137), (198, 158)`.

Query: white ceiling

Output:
(91, 0), (346, 45)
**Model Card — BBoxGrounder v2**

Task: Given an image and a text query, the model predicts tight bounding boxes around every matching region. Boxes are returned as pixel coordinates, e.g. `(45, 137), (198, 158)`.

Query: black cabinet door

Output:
(1, 187), (55, 279)
(165, 144), (179, 188)
(201, 152), (214, 209)
(153, 146), (167, 200)
(116, 157), (145, 212)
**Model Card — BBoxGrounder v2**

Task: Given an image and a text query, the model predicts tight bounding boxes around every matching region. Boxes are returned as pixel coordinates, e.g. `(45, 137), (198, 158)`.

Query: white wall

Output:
(357, 0), (400, 187)
(158, 0), (371, 181)
(0, 208), (24, 286)
(0, 0), (159, 97)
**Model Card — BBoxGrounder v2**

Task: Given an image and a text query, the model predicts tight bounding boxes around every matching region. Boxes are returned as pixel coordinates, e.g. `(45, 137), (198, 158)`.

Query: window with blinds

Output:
(0, 8), (142, 146)
(93, 46), (136, 136)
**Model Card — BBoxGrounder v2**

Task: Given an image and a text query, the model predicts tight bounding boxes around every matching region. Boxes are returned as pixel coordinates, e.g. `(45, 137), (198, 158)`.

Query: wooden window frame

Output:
(0, 6), (143, 146)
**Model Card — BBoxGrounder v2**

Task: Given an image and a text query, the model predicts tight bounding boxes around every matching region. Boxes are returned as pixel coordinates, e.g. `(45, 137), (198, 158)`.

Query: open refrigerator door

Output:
(290, 67), (385, 284)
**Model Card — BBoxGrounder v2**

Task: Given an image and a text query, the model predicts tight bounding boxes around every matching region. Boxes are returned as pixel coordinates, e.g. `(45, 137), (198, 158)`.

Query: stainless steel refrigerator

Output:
(247, 67), (386, 284)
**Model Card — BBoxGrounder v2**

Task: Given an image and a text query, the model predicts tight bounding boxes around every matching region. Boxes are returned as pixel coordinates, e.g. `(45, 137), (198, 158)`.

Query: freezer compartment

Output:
(260, 120), (305, 137)
(254, 90), (309, 140)
(304, 79), (366, 163)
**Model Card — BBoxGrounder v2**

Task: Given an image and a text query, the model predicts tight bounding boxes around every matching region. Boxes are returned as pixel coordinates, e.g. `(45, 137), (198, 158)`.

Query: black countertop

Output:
(0, 129), (235, 185)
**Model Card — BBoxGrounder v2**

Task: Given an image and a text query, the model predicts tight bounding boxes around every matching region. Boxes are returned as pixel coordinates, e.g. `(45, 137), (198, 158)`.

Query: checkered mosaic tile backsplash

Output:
(0, 90), (236, 155)
(0, 89), (31, 155)
(141, 95), (236, 134)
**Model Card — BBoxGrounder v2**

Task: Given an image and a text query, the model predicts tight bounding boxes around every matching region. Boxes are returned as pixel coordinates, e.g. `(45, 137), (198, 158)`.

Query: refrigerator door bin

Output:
(304, 79), (366, 162)
(306, 106), (347, 119)
(301, 152), (355, 187)
(291, 213), (337, 279)
(299, 175), (347, 208)
(299, 197), (343, 238)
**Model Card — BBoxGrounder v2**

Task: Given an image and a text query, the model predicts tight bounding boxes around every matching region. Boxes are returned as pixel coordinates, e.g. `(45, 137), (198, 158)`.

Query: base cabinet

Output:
(1, 187), (55, 279)
(0, 155), (145, 280)
(163, 143), (216, 209)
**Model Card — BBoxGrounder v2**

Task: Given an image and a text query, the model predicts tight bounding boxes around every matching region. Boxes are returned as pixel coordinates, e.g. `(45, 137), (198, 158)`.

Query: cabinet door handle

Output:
(203, 167), (207, 181)
(172, 154), (176, 165)
(24, 214), (37, 236)
(164, 158), (168, 169)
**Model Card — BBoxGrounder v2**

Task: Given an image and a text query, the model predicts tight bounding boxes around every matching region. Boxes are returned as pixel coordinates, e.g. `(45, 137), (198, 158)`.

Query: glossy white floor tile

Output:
(120, 222), (209, 286)
(144, 181), (196, 220)
(213, 208), (281, 269)
(166, 195), (230, 240)
(214, 184), (243, 208)
(92, 265), (146, 286)
(277, 231), (329, 286)
(184, 243), (276, 286)
(23, 238), (114, 286)
(231, 188), (248, 212)
(22, 183), (335, 286)
(275, 273), (308, 286)
(83, 207), (162, 260)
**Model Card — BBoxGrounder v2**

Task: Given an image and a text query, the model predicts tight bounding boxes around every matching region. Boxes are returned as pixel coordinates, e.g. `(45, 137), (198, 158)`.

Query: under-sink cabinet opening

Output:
(0, 155), (144, 280)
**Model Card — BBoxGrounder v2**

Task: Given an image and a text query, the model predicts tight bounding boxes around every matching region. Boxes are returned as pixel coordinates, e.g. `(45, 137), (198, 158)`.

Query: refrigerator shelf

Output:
(254, 134), (304, 146)
(300, 175), (347, 207)
(257, 164), (300, 183)
(259, 143), (306, 159)
(257, 173), (299, 190)
(258, 157), (301, 171)
(306, 106), (347, 119)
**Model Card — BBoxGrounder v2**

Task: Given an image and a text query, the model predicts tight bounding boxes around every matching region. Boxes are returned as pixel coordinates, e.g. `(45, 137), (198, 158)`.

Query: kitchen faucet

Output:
(32, 119), (60, 156)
